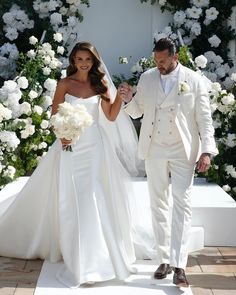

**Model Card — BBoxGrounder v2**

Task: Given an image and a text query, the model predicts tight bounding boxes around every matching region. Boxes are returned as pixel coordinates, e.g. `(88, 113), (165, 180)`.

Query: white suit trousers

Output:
(145, 142), (195, 269)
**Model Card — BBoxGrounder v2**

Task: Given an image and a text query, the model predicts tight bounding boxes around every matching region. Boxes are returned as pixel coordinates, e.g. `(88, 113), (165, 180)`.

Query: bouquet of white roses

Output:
(50, 102), (93, 151)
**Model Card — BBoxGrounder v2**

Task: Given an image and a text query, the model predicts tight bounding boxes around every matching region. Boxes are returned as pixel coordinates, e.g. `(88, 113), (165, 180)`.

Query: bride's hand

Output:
(60, 138), (72, 150)
(118, 82), (133, 103)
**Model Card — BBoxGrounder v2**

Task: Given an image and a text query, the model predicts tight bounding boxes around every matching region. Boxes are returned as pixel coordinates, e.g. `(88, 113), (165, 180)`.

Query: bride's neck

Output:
(73, 72), (89, 83)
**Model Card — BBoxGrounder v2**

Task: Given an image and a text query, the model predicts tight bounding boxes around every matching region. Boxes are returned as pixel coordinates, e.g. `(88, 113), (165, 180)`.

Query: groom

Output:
(121, 38), (218, 287)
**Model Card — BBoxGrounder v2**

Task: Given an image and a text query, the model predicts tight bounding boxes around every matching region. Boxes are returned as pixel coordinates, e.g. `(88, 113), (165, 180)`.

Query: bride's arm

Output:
(51, 79), (71, 148)
(51, 79), (67, 115)
(100, 86), (124, 121)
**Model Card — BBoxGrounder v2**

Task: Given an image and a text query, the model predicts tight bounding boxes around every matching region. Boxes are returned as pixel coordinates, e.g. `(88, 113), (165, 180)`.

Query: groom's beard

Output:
(158, 61), (178, 75)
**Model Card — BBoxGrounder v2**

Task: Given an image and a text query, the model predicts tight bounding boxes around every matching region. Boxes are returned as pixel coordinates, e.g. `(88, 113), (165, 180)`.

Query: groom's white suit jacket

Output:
(124, 63), (218, 162)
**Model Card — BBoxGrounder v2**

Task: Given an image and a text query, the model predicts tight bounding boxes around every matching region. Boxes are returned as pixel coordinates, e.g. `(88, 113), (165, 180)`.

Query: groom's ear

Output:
(174, 53), (179, 62)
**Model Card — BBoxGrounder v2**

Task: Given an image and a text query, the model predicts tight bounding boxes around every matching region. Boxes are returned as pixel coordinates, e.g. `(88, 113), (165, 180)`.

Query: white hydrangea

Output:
(186, 6), (202, 19)
(3, 5), (34, 41)
(192, 0), (209, 7)
(205, 7), (219, 21)
(191, 22), (201, 36)
(215, 66), (226, 78)
(174, 11), (186, 25)
(208, 35), (221, 48)
(154, 32), (168, 42)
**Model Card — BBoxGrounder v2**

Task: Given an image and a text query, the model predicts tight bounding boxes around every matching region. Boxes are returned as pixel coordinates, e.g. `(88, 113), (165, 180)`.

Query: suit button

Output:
(170, 120), (173, 123)
(158, 131), (160, 134)
(151, 122), (154, 125)
(158, 119), (160, 122)
(169, 131), (172, 134)
(149, 135), (152, 138)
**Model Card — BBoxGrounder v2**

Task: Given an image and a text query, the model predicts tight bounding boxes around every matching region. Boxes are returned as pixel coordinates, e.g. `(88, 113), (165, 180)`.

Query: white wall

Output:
(77, 0), (172, 77)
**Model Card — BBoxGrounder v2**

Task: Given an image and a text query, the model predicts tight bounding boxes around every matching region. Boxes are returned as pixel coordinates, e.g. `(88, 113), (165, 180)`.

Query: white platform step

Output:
(131, 177), (236, 247)
(1, 177), (235, 248)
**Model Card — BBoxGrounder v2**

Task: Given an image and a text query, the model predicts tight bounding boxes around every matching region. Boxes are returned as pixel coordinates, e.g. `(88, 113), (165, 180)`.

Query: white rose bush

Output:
(0, 0), (90, 84)
(0, 35), (65, 189)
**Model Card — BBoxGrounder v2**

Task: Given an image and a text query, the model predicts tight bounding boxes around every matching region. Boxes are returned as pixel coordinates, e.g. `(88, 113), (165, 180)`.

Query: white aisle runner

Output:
(35, 260), (193, 295)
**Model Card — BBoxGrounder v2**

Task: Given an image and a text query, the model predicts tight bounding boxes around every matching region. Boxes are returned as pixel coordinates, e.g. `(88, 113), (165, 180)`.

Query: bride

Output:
(0, 42), (146, 288)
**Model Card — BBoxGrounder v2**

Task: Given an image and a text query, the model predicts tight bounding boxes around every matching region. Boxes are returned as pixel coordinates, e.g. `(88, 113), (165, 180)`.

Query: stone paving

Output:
(0, 247), (236, 295)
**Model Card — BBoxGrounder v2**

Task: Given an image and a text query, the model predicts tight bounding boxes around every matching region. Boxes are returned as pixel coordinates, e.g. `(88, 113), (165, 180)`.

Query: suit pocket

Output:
(180, 93), (195, 109)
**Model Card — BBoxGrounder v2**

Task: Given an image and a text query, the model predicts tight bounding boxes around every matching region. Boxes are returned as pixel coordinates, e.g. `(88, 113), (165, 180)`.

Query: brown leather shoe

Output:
(173, 268), (189, 287)
(154, 263), (173, 279)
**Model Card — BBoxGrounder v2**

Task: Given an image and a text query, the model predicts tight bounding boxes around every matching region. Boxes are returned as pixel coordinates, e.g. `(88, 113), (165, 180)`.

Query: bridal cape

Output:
(0, 94), (156, 288)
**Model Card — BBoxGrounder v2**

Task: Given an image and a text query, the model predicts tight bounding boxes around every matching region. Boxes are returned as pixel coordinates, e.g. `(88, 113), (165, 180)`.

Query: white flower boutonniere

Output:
(179, 81), (190, 94)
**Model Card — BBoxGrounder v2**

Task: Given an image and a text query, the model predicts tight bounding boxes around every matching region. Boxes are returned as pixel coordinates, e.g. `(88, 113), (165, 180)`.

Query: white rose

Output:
(20, 102), (31, 115)
(194, 55), (207, 68)
(53, 32), (63, 42)
(230, 73), (236, 82)
(17, 76), (29, 89)
(29, 36), (38, 45)
(179, 81), (190, 94)
(221, 93), (235, 105)
(40, 120), (49, 129)
(29, 90), (38, 99)
(57, 46), (65, 55)
(44, 78), (57, 92)
(27, 49), (36, 58)
(211, 82), (221, 92)
(43, 67), (51, 75)
(33, 105), (43, 115)
(222, 184), (231, 192)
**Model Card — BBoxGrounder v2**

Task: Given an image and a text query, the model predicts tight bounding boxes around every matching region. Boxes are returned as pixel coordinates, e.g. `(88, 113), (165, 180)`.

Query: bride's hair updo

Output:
(66, 42), (109, 101)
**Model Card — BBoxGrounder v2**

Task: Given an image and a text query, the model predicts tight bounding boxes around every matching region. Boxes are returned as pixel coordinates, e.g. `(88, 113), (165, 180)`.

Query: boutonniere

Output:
(178, 81), (190, 95)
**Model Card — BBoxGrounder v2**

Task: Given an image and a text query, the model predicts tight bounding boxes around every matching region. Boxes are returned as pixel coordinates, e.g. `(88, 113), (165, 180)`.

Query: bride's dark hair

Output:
(66, 42), (109, 101)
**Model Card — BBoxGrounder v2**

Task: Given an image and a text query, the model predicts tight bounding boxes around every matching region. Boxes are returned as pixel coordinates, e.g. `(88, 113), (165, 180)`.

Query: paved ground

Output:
(0, 247), (236, 295)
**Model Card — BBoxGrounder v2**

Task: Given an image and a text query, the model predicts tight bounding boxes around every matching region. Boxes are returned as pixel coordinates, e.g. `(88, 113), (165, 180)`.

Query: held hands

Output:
(196, 153), (211, 173)
(117, 82), (133, 103)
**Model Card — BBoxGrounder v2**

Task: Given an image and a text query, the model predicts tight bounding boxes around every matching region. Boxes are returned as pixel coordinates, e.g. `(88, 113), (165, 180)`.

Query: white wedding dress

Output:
(0, 94), (140, 287)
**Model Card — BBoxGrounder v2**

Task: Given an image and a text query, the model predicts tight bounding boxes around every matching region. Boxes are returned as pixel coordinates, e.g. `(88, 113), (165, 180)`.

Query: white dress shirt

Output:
(160, 63), (180, 96)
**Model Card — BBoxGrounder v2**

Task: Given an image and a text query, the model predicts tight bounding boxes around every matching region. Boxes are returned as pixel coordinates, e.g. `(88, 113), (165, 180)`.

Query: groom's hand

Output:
(196, 153), (211, 173)
(118, 82), (133, 103)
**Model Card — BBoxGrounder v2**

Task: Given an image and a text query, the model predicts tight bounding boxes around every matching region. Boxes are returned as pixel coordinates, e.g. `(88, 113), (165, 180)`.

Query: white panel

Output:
(77, 0), (172, 76)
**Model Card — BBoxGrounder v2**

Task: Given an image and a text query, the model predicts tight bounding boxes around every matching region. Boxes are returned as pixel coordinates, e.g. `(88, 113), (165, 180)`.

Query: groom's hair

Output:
(153, 38), (177, 56)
